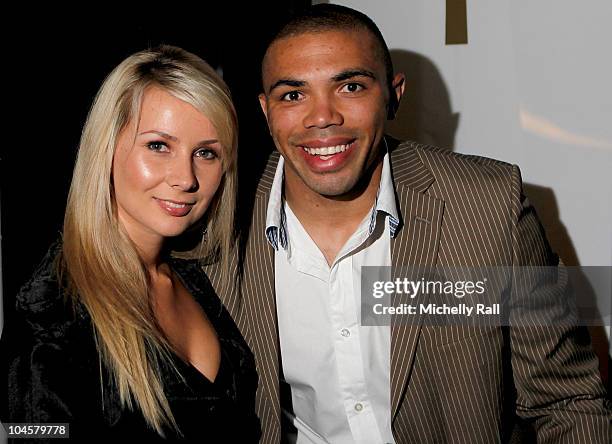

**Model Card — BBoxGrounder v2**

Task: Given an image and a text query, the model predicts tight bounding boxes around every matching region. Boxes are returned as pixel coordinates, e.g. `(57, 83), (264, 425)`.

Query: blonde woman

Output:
(1, 46), (259, 442)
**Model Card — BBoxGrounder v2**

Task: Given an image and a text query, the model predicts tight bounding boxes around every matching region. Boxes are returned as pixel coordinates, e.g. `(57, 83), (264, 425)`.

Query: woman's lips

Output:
(154, 198), (194, 217)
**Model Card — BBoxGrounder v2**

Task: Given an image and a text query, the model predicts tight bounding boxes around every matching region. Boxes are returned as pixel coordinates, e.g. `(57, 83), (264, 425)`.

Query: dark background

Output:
(0, 2), (310, 316)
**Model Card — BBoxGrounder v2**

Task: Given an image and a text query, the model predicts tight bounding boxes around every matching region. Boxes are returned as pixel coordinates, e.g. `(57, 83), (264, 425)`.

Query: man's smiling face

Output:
(259, 29), (402, 198)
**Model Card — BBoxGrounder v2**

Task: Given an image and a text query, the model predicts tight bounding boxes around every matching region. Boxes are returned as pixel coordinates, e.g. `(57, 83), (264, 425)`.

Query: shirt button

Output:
(354, 402), (363, 412)
(340, 328), (350, 337)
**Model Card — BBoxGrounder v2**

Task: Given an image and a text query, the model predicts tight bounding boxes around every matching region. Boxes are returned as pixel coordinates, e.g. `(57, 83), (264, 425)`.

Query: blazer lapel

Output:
(389, 141), (445, 418)
(242, 155), (282, 438)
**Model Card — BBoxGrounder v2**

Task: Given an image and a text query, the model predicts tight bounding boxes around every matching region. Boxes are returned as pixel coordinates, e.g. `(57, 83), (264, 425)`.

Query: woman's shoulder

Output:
(13, 240), (86, 335)
(15, 240), (63, 311)
(2, 242), (102, 426)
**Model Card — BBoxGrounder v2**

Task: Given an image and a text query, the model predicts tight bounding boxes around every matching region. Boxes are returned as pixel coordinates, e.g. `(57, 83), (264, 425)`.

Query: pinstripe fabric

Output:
(206, 140), (610, 443)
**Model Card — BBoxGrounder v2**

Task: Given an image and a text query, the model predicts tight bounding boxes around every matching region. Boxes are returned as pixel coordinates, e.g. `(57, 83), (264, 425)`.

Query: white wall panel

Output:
(330, 0), (612, 267)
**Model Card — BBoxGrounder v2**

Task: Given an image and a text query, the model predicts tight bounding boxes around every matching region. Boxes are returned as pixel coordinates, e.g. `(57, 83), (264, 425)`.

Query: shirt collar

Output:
(369, 144), (400, 238)
(265, 155), (288, 250)
(265, 139), (400, 251)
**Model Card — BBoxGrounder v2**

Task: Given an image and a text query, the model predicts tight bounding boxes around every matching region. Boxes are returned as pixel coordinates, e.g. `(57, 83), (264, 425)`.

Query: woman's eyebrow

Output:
(138, 130), (178, 141)
(138, 130), (219, 147)
(196, 139), (220, 146)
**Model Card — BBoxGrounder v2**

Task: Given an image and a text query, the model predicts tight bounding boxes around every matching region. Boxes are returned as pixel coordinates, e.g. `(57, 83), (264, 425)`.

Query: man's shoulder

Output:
(394, 139), (515, 173)
(391, 139), (519, 190)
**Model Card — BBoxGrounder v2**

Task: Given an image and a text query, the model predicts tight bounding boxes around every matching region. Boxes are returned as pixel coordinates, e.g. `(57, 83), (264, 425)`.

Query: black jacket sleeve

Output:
(1, 243), (106, 443)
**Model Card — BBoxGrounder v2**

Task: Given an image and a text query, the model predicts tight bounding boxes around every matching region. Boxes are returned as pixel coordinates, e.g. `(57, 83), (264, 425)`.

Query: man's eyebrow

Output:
(332, 69), (377, 82)
(268, 79), (306, 94)
(138, 130), (178, 142)
(266, 69), (376, 94)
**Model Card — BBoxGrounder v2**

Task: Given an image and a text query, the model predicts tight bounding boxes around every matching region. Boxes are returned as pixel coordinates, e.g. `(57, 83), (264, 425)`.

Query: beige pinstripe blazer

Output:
(205, 140), (610, 443)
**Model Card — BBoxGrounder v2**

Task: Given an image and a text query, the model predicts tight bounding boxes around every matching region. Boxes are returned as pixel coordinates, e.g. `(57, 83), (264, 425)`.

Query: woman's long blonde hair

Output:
(61, 45), (237, 435)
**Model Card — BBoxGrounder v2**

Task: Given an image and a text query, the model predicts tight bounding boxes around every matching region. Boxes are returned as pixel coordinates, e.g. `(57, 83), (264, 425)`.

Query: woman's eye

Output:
(147, 141), (169, 152)
(281, 91), (303, 102)
(195, 148), (217, 160)
(340, 83), (364, 93)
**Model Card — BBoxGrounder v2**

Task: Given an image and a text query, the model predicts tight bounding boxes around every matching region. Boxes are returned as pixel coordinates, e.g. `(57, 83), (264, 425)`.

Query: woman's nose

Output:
(166, 155), (198, 191)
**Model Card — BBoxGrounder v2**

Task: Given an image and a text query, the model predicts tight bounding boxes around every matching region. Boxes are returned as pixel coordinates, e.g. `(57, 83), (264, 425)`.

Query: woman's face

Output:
(112, 86), (224, 250)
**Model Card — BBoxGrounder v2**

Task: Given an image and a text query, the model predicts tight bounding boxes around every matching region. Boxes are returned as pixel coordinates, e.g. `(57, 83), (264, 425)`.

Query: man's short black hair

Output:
(264, 4), (394, 90)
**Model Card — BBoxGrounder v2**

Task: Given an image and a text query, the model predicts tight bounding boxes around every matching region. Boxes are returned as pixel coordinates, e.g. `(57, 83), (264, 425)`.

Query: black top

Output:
(0, 243), (260, 443)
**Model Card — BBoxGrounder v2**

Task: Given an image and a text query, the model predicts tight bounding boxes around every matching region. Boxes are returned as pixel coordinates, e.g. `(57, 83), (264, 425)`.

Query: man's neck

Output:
(284, 158), (383, 266)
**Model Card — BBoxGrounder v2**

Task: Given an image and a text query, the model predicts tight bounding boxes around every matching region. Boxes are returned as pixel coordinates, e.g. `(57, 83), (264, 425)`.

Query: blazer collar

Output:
(389, 138), (436, 193)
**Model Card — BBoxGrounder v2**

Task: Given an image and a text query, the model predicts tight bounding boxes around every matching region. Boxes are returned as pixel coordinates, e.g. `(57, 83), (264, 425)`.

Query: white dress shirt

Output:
(266, 150), (399, 444)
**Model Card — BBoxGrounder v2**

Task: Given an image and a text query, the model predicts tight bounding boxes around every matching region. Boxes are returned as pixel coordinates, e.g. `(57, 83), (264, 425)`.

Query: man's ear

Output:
(258, 93), (269, 121)
(387, 73), (406, 120)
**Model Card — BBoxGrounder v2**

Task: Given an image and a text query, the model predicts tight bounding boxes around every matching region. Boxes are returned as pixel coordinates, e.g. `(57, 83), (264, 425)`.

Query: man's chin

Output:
(301, 175), (360, 199)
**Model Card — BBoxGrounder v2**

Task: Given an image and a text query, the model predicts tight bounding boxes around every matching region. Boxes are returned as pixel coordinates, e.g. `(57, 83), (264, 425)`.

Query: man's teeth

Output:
(164, 201), (187, 208)
(302, 143), (350, 156)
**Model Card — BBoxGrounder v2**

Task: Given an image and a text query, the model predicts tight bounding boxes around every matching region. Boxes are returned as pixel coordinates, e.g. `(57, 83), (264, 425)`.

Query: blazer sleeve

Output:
(508, 164), (611, 443)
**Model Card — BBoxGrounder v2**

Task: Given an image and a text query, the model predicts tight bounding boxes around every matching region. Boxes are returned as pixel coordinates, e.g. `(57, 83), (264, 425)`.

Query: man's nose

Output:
(302, 94), (343, 129)
(166, 154), (198, 192)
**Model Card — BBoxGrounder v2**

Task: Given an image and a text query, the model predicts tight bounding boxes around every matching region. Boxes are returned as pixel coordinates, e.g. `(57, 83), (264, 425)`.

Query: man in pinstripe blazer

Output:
(206, 4), (610, 443)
